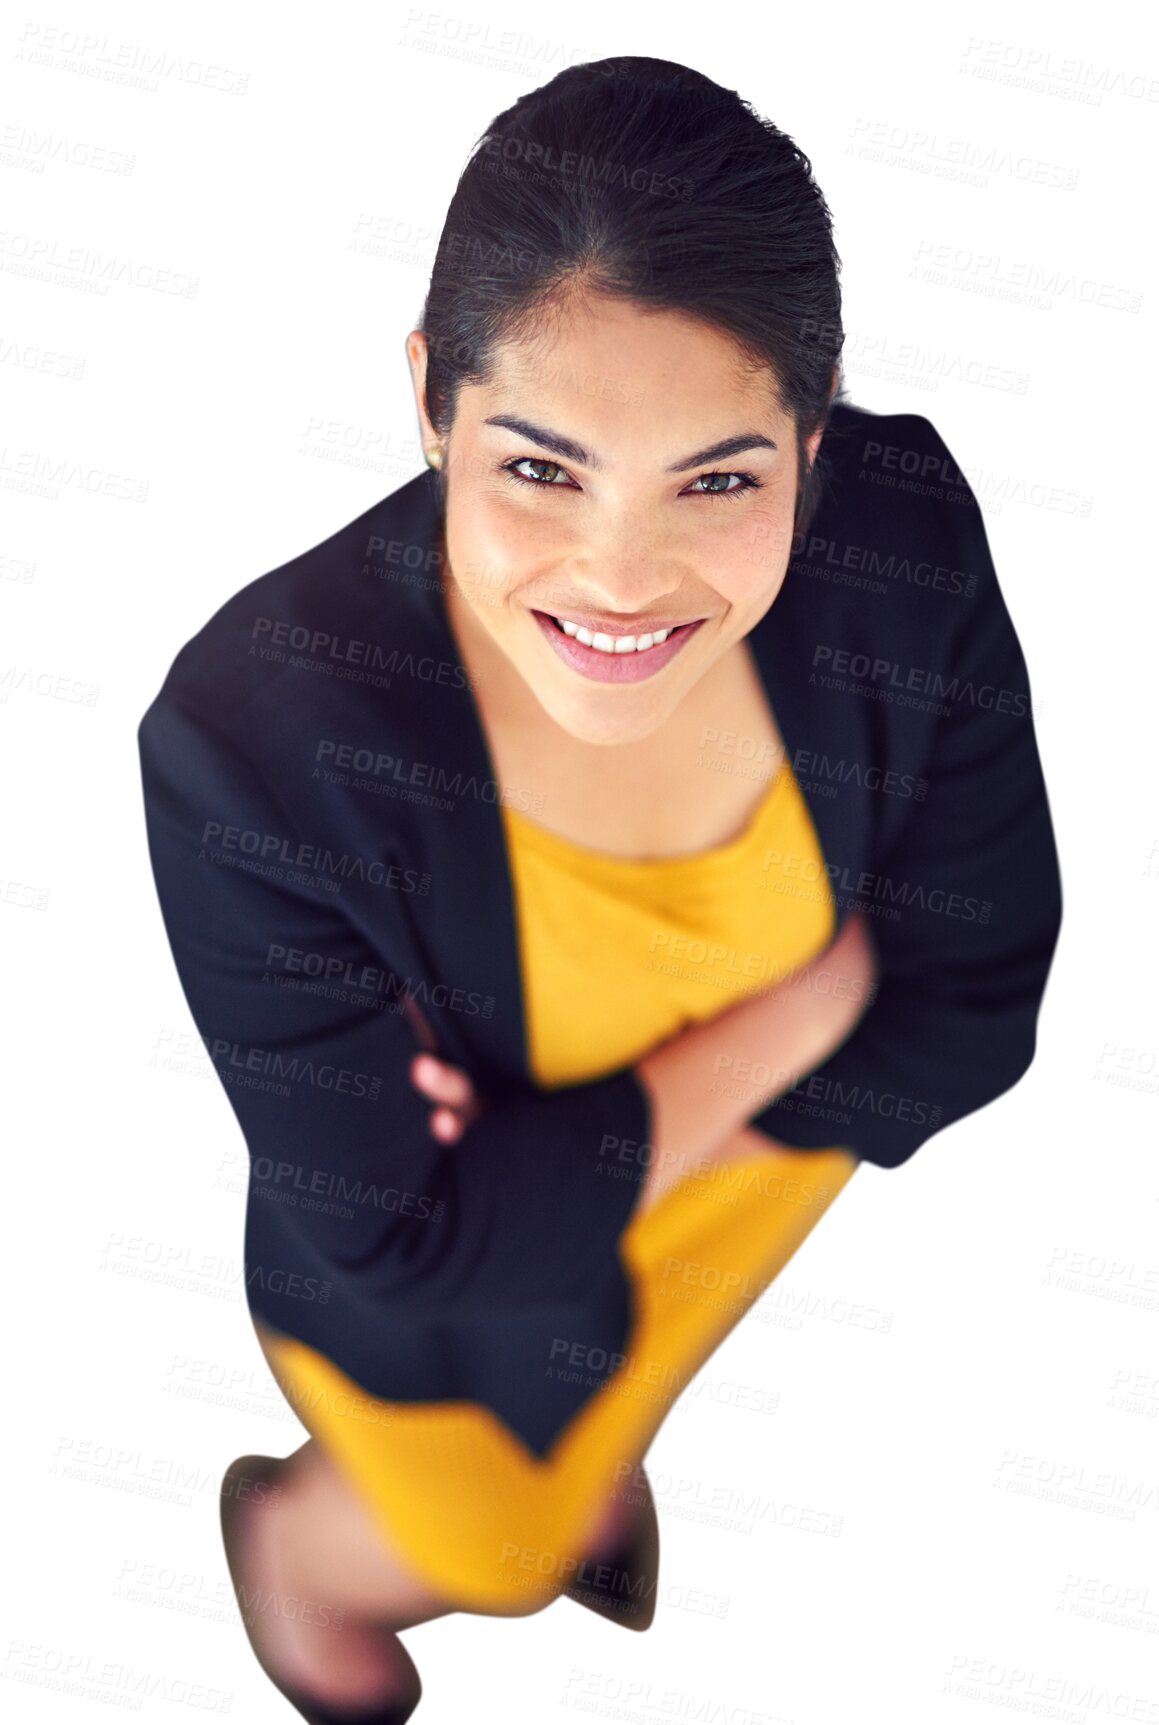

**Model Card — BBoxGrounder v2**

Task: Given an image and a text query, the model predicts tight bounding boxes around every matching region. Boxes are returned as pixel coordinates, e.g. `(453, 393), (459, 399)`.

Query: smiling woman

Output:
(413, 296), (820, 719)
(137, 53), (1062, 1724)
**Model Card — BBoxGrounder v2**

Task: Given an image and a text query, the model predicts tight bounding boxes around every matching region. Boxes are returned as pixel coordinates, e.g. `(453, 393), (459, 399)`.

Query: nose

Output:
(557, 508), (689, 618)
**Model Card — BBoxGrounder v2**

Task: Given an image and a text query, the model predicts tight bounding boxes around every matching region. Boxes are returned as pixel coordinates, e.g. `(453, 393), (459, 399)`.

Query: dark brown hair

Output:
(418, 55), (846, 536)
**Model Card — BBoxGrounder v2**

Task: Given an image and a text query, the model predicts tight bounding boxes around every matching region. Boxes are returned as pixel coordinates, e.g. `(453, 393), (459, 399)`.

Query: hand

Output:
(631, 911), (879, 1213)
(409, 1051), (485, 1143)
(636, 910), (877, 1113)
(400, 990), (486, 1144)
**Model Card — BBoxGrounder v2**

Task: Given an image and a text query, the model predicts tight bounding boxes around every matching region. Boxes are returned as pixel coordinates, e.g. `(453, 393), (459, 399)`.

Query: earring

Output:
(424, 444), (444, 472)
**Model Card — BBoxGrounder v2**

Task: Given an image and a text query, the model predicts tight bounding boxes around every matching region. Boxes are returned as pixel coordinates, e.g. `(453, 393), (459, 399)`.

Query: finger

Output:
(430, 1106), (464, 1143)
(410, 1055), (475, 1107)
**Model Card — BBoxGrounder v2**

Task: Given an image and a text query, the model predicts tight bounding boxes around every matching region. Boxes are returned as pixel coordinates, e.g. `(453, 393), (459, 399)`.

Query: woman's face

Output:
(408, 293), (825, 748)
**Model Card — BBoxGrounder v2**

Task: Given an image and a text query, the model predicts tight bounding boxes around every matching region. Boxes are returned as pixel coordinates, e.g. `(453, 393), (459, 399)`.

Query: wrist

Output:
(636, 1031), (725, 1170)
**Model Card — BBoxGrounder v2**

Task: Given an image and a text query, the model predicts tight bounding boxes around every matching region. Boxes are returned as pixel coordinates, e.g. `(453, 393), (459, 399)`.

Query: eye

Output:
(502, 457), (578, 489)
(682, 470), (762, 502)
(500, 457), (763, 501)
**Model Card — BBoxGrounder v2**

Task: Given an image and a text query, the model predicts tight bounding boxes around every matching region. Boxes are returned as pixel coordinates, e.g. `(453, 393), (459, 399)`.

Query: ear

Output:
(804, 368), (840, 470)
(405, 330), (440, 449)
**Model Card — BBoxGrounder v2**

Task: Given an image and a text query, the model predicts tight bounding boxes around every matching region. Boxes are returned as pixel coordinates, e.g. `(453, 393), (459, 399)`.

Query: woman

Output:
(137, 56), (1061, 1723)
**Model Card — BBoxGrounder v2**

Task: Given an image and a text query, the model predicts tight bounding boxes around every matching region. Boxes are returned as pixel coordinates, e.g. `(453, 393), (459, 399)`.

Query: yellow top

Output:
(256, 753), (858, 1615)
(503, 756), (836, 1085)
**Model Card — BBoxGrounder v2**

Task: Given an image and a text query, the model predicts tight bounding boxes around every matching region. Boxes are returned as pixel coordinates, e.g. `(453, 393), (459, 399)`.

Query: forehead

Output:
(474, 297), (785, 430)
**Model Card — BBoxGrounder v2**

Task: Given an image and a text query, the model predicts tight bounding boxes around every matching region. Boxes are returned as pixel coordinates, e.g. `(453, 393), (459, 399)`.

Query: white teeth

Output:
(555, 617), (673, 653)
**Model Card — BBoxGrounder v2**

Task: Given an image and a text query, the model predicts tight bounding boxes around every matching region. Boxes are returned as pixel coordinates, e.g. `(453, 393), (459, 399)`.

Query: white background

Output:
(3, 1), (1157, 1721)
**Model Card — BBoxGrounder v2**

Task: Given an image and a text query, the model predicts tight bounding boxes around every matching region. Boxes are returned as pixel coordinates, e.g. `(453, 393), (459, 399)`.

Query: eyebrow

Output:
(482, 414), (778, 473)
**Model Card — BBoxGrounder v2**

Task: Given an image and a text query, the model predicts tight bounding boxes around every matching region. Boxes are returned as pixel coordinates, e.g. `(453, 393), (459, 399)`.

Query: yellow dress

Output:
(256, 756), (859, 1614)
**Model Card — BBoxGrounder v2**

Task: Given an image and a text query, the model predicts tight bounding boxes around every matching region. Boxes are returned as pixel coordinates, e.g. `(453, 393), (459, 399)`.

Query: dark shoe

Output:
(220, 1453), (421, 1724)
(565, 1487), (660, 1632)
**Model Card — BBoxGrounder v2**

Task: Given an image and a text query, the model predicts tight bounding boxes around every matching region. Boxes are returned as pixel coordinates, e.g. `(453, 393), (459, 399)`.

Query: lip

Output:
(531, 609), (706, 683)
(538, 610), (704, 635)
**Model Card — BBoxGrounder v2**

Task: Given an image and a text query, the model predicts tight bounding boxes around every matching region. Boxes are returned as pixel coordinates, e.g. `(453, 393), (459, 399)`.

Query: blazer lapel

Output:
(381, 472), (533, 1089)
(748, 558), (876, 941)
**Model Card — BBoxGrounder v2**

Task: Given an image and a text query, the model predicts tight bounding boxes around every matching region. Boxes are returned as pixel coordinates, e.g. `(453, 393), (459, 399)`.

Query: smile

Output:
(552, 615), (679, 653)
(531, 609), (706, 684)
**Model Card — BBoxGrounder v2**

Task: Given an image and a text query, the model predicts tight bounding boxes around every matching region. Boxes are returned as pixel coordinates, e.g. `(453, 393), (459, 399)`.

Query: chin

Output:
(544, 687), (675, 749)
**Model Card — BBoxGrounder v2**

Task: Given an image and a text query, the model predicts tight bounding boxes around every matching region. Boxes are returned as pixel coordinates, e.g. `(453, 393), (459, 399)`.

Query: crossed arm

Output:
(409, 909), (878, 1213)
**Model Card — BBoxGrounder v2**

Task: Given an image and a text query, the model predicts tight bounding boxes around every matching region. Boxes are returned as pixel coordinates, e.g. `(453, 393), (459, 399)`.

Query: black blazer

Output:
(137, 401), (1062, 1455)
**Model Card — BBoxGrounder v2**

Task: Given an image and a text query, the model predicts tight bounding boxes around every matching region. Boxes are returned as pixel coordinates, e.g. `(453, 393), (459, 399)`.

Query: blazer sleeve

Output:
(750, 437), (1063, 1168)
(137, 694), (652, 1322)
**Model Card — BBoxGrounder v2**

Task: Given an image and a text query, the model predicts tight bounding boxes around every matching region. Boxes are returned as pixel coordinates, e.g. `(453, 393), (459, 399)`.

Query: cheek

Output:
(727, 498), (796, 590)
(446, 488), (551, 612)
(460, 485), (568, 571)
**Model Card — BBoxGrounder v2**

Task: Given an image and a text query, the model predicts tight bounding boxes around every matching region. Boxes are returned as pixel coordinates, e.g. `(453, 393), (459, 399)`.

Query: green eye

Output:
(499, 458), (762, 501)
(688, 471), (760, 500)
(504, 458), (573, 487)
